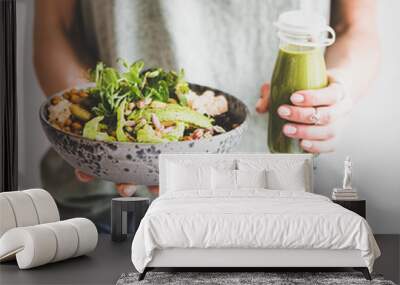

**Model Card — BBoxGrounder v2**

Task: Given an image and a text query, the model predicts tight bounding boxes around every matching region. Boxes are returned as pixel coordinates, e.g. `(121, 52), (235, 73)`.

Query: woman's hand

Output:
(74, 170), (159, 196)
(256, 73), (353, 153)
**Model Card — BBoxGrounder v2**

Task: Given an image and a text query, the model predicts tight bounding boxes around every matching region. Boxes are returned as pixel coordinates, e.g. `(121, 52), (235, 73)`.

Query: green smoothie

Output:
(268, 45), (328, 153)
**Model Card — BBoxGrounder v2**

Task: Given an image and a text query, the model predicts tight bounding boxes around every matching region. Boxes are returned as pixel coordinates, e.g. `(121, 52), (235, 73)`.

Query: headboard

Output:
(159, 153), (314, 195)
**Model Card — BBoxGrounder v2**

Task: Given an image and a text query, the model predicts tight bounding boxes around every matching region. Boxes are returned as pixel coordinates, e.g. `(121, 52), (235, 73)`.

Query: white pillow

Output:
(167, 162), (211, 191)
(266, 168), (306, 191)
(236, 169), (268, 189)
(211, 168), (237, 190)
(237, 159), (308, 191)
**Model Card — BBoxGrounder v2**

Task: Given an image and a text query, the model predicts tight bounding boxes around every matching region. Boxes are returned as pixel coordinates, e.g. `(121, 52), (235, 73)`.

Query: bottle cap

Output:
(275, 10), (335, 47)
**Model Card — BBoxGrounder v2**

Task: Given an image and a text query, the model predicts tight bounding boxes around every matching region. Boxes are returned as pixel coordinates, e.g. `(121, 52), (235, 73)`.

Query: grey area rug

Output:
(117, 272), (396, 285)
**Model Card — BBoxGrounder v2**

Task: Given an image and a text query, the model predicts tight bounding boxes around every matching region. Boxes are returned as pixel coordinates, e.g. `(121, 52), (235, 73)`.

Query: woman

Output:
(33, 0), (380, 229)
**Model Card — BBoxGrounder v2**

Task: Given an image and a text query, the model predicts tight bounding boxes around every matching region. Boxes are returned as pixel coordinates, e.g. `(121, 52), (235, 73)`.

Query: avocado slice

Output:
(145, 104), (212, 129)
(116, 100), (130, 142)
(136, 124), (168, 143)
(83, 116), (115, 142)
(163, 121), (185, 141)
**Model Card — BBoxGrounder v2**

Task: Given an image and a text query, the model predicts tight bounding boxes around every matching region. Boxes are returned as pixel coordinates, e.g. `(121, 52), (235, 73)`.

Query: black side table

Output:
(332, 199), (366, 219)
(111, 197), (150, 242)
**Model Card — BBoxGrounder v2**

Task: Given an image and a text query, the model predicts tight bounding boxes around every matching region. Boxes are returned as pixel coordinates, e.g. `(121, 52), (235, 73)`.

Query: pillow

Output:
(167, 162), (211, 191)
(266, 168), (306, 191)
(237, 159), (309, 191)
(211, 168), (236, 190)
(236, 169), (268, 189)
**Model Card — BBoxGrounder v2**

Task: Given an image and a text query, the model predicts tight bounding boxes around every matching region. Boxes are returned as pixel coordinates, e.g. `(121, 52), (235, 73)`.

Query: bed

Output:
(131, 154), (380, 280)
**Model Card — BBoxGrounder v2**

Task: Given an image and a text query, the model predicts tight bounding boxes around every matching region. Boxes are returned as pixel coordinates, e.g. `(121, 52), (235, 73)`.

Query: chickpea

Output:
(63, 92), (71, 100)
(55, 120), (64, 128)
(70, 94), (81, 104)
(78, 91), (89, 98)
(71, 122), (82, 130)
(64, 118), (72, 126)
(50, 96), (61, 105)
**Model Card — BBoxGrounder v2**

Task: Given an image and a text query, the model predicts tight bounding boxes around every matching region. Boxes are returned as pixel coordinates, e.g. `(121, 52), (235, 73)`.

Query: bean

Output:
(50, 96), (62, 105)
(126, 120), (136, 127)
(136, 100), (145, 109)
(64, 119), (72, 126)
(70, 94), (81, 104)
(71, 122), (82, 130)
(78, 91), (89, 98)
(192, 129), (204, 139)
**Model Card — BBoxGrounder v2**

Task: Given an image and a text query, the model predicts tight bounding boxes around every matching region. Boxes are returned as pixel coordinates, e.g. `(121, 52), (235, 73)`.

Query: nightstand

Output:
(332, 199), (366, 218)
(111, 197), (150, 242)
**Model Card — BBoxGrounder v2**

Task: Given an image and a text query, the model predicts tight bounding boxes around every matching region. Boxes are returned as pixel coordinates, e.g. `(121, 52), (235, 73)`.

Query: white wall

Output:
(17, 0), (400, 233)
(314, 1), (400, 234)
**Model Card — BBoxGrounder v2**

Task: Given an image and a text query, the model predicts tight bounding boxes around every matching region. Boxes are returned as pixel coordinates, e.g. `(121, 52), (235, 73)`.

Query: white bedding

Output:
(131, 190), (380, 273)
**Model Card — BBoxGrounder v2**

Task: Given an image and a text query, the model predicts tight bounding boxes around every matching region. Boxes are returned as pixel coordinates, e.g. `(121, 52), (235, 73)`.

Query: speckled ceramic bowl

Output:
(40, 84), (249, 185)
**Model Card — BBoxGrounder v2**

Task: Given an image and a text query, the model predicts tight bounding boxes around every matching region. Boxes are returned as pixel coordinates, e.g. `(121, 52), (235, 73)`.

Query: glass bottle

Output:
(268, 10), (335, 153)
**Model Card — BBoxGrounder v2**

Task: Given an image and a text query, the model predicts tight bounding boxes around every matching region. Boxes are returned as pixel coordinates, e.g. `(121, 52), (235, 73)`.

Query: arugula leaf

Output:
(87, 59), (193, 142)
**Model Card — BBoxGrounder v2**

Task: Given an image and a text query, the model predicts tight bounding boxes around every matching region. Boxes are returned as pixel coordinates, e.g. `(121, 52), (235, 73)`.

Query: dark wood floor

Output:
(0, 234), (399, 284)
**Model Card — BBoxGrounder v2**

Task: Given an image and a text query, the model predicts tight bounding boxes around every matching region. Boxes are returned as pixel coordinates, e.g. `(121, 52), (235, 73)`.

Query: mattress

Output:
(131, 190), (380, 272)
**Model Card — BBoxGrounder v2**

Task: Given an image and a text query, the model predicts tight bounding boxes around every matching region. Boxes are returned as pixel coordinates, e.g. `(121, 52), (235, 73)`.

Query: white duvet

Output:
(131, 190), (380, 272)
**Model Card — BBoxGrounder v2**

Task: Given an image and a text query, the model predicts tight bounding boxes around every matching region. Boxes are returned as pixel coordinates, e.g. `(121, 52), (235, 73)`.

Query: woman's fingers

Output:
(256, 83), (270, 113)
(115, 184), (138, 197)
(75, 169), (94, 183)
(148, 186), (160, 195)
(290, 81), (342, 107)
(277, 105), (335, 125)
(300, 139), (336, 153)
(116, 184), (159, 196)
(278, 93), (353, 125)
(283, 123), (337, 140)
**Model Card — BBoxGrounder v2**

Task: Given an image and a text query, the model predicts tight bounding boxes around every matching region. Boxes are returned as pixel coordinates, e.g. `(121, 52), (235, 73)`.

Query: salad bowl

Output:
(39, 84), (249, 185)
